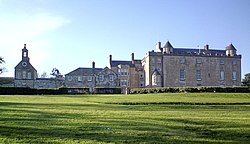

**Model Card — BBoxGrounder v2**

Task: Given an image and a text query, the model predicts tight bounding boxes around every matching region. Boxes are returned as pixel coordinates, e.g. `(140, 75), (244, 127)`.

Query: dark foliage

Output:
(242, 73), (250, 87)
(130, 87), (250, 94)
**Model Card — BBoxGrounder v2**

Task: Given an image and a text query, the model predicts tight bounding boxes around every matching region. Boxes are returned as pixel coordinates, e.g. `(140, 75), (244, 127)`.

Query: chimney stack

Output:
(156, 41), (162, 52)
(131, 53), (135, 61)
(109, 55), (112, 68)
(204, 44), (209, 51)
(92, 61), (95, 69)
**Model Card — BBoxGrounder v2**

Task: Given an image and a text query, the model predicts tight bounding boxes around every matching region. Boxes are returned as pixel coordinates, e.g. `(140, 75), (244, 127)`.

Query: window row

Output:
(98, 75), (114, 82)
(68, 75), (114, 82)
(179, 58), (237, 65)
(219, 71), (237, 81)
(151, 58), (162, 64)
(118, 69), (128, 76)
(120, 80), (128, 86)
(17, 71), (32, 79)
(151, 67), (161, 72)
(179, 69), (237, 81)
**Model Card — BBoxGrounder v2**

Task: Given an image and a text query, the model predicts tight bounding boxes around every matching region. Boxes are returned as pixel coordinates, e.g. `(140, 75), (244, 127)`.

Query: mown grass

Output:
(0, 93), (250, 143)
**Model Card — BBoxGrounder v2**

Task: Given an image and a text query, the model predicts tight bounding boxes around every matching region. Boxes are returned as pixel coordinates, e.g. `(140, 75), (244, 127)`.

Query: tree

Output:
(0, 57), (5, 74)
(40, 72), (49, 78)
(51, 68), (63, 78)
(242, 73), (250, 87)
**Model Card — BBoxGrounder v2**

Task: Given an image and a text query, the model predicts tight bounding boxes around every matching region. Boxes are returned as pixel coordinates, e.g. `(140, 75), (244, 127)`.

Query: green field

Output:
(0, 93), (250, 144)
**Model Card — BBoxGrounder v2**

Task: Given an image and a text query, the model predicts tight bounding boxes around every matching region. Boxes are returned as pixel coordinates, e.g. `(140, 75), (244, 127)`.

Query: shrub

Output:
(130, 86), (250, 94)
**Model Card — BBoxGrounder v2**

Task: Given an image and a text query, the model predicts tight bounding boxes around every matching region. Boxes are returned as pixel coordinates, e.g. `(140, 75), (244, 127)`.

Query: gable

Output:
(15, 60), (37, 72)
(97, 67), (117, 76)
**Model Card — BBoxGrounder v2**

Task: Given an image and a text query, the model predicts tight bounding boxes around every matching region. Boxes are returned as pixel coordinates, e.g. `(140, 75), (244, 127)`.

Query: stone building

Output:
(14, 44), (38, 87)
(65, 62), (119, 92)
(14, 44), (64, 88)
(141, 41), (242, 87)
(14, 40), (242, 91)
(109, 53), (145, 92)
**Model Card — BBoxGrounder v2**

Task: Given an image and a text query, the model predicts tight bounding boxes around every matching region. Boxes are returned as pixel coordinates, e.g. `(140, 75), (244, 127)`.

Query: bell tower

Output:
(22, 44), (29, 61)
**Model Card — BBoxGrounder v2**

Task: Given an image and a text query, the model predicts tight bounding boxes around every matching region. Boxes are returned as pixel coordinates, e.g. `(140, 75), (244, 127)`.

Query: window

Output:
(232, 71), (237, 80)
(157, 58), (161, 63)
(180, 69), (185, 81)
(151, 58), (155, 64)
(27, 72), (32, 79)
(87, 76), (92, 81)
(68, 76), (72, 81)
(121, 69), (124, 75)
(109, 75), (114, 81)
(17, 72), (21, 79)
(23, 52), (27, 57)
(120, 80), (128, 86)
(118, 69), (121, 75)
(196, 58), (202, 64)
(78, 76), (82, 82)
(153, 75), (157, 83)
(124, 69), (128, 76)
(140, 74), (144, 78)
(220, 71), (224, 80)
(151, 66), (155, 71)
(157, 67), (161, 72)
(196, 70), (201, 81)
(232, 60), (236, 65)
(22, 71), (26, 79)
(99, 75), (104, 81)
(180, 58), (185, 64)
(140, 83), (144, 87)
(119, 69), (128, 76)
(220, 59), (224, 65)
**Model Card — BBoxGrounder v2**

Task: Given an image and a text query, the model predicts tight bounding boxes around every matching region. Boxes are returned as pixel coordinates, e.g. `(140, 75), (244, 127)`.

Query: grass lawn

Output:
(0, 93), (250, 143)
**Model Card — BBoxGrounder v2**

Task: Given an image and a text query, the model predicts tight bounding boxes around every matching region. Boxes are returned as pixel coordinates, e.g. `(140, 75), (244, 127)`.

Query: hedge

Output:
(0, 87), (121, 95)
(130, 87), (250, 94)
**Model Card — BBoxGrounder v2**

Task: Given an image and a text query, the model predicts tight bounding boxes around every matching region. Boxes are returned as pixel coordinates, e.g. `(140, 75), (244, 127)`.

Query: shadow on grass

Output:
(0, 101), (250, 143)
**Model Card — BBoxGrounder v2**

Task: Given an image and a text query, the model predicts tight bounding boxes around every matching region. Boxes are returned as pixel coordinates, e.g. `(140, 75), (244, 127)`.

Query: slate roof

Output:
(172, 48), (226, 56)
(110, 60), (135, 67)
(163, 41), (174, 49)
(226, 43), (236, 50)
(152, 69), (161, 76)
(65, 67), (103, 76)
(15, 61), (37, 72)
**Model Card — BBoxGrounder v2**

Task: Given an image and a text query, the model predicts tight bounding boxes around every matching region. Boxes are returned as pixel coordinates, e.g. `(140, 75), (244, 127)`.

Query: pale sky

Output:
(0, 0), (250, 78)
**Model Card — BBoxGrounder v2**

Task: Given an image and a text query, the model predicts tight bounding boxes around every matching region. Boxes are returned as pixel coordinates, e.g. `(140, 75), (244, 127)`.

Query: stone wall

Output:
(65, 75), (95, 88)
(162, 55), (241, 87)
(34, 79), (64, 89)
(95, 68), (119, 88)
(15, 78), (64, 89)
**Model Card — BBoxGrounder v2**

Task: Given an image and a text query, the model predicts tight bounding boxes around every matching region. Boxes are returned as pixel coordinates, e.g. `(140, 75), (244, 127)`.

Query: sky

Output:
(0, 0), (250, 78)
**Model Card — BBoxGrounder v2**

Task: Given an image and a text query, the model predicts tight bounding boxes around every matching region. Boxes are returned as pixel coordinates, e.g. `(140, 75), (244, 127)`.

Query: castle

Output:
(14, 41), (242, 92)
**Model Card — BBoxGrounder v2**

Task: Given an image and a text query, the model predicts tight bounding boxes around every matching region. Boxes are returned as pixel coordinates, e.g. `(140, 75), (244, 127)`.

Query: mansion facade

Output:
(14, 41), (242, 91)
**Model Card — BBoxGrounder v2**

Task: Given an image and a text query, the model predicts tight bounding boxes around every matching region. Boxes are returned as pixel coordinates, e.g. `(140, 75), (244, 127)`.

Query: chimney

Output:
(109, 55), (112, 68)
(92, 61), (95, 69)
(156, 41), (161, 52)
(131, 53), (135, 61)
(204, 44), (209, 51)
